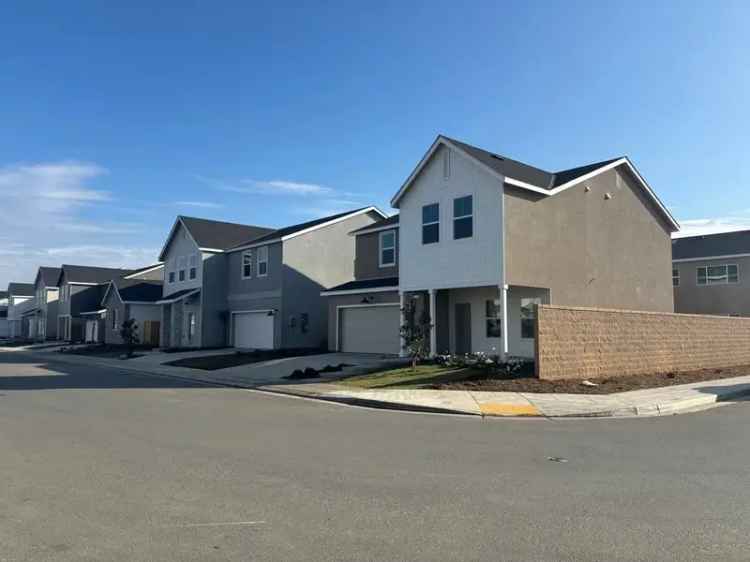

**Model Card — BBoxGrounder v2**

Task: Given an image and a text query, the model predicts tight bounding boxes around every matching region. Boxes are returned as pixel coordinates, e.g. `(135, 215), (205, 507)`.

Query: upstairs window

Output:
(422, 203), (440, 245)
(242, 251), (253, 279)
(379, 230), (396, 267)
(453, 195), (473, 239)
(672, 267), (679, 287)
(189, 254), (198, 280)
(178, 256), (187, 282)
(257, 246), (269, 277)
(697, 264), (738, 285)
(168, 271), (175, 283)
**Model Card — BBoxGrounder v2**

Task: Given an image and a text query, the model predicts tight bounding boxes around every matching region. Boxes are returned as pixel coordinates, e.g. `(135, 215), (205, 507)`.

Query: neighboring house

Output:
(325, 135), (678, 358)
(0, 291), (8, 338)
(225, 207), (385, 350)
(321, 214), (400, 354)
(101, 275), (164, 345)
(32, 267), (61, 341)
(672, 230), (750, 316)
(6, 282), (35, 339)
(56, 265), (133, 341)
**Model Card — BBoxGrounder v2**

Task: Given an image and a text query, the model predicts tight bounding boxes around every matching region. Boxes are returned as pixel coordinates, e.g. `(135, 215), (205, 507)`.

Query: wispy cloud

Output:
(174, 200), (224, 209)
(196, 174), (335, 197)
(674, 215), (750, 238)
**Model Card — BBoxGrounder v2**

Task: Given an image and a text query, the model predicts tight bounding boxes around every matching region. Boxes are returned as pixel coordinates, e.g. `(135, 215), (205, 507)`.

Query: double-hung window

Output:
(242, 251), (253, 279)
(178, 256), (187, 282)
(453, 195), (473, 239)
(422, 203), (440, 244)
(379, 230), (396, 267)
(189, 254), (198, 280)
(672, 267), (679, 287)
(697, 264), (739, 285)
(520, 298), (541, 339)
(168, 271), (175, 283)
(486, 300), (501, 338)
(257, 246), (268, 277)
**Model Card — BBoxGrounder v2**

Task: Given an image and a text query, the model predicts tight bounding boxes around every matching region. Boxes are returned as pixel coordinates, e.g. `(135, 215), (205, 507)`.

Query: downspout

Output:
(500, 181), (509, 359)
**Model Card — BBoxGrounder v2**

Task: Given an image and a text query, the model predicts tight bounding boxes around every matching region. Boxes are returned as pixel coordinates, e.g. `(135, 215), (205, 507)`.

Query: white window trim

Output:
(242, 250), (253, 279)
(453, 194), (473, 240)
(422, 203), (440, 245)
(378, 230), (396, 268)
(257, 246), (269, 277)
(696, 264), (739, 286)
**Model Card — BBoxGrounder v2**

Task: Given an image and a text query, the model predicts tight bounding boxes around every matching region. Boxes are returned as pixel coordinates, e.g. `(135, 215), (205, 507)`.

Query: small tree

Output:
(400, 299), (432, 370)
(119, 318), (139, 357)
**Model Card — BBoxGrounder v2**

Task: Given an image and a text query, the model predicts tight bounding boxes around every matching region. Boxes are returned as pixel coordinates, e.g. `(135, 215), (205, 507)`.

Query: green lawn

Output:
(339, 364), (471, 389)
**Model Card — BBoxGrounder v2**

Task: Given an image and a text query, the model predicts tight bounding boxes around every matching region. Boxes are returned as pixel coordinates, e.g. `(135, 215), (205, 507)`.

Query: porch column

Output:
(399, 291), (406, 358)
(428, 288), (437, 358)
(501, 284), (509, 358)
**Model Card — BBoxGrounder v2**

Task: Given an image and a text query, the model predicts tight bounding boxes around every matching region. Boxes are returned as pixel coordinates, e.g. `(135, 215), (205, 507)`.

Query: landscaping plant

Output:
(400, 299), (432, 370)
(119, 318), (140, 358)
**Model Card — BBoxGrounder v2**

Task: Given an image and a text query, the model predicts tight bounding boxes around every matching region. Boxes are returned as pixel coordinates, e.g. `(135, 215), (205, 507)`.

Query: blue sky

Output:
(1, 1), (748, 287)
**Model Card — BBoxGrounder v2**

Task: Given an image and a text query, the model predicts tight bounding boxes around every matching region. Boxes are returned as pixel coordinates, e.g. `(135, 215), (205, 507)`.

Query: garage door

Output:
(233, 312), (275, 349)
(340, 305), (400, 355)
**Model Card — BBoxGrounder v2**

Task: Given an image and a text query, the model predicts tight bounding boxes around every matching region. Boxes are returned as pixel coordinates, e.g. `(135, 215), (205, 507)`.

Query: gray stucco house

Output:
(157, 208), (385, 350)
(5, 282), (35, 339)
(323, 135), (679, 358)
(32, 266), (61, 341)
(672, 230), (750, 316)
(100, 271), (164, 345)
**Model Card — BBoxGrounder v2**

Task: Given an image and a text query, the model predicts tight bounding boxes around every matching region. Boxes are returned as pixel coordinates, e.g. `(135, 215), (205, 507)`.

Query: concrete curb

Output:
(5, 349), (750, 419)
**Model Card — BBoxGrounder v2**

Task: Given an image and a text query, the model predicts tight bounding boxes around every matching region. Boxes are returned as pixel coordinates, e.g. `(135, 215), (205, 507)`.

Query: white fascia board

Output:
(199, 247), (224, 253)
(79, 309), (106, 316)
(123, 264), (164, 279)
(99, 282), (117, 307)
(320, 286), (399, 297)
(158, 216), (202, 262)
(391, 136), (507, 207)
(672, 253), (750, 263)
(155, 288), (200, 304)
(67, 282), (100, 286)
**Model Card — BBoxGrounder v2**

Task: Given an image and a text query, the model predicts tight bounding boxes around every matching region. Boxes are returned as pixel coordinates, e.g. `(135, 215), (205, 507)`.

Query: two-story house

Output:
(56, 265), (134, 341)
(6, 282), (35, 339)
(325, 135), (679, 358)
(32, 266), (61, 341)
(672, 230), (750, 316)
(225, 207), (384, 350)
(321, 214), (400, 354)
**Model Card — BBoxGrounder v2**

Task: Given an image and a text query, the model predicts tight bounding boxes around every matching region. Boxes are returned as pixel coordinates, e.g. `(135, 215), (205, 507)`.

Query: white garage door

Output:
(340, 305), (400, 355)
(233, 311), (275, 349)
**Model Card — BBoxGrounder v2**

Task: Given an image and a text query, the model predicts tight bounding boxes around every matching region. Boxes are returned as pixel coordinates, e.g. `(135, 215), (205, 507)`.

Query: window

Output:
(697, 264), (739, 285)
(453, 195), (473, 240)
(422, 203), (440, 244)
(111, 308), (118, 331)
(187, 312), (196, 341)
(178, 256), (187, 282)
(169, 271), (176, 283)
(521, 298), (541, 339)
(379, 230), (396, 267)
(257, 246), (268, 277)
(242, 250), (253, 278)
(189, 254), (198, 280)
(672, 267), (679, 287)
(486, 300), (501, 338)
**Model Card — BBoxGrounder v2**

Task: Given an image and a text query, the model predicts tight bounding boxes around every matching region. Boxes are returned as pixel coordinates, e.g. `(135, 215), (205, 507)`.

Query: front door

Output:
(454, 303), (472, 354)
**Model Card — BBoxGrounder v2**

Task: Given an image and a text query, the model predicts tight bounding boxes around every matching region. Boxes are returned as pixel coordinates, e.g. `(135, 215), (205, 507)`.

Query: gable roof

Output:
(102, 277), (164, 305)
(123, 263), (163, 279)
(158, 216), (275, 261)
(7, 282), (35, 297)
(672, 230), (750, 261)
(228, 207), (387, 252)
(36, 266), (62, 288)
(391, 135), (679, 231)
(58, 264), (133, 286)
(350, 214), (399, 235)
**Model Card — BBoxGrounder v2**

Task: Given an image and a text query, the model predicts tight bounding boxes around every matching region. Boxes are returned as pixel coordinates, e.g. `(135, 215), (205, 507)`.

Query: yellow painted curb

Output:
(480, 403), (540, 417)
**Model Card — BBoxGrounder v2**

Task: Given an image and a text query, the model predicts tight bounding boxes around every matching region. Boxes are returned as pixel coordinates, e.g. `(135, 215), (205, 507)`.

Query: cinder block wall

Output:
(535, 304), (750, 380)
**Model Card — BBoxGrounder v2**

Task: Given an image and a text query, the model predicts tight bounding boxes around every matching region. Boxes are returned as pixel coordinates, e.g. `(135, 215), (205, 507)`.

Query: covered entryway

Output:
(339, 304), (400, 354)
(233, 311), (275, 349)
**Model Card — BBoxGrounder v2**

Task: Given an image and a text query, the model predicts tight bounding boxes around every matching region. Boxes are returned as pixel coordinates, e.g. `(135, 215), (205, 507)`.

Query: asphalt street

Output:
(0, 352), (748, 561)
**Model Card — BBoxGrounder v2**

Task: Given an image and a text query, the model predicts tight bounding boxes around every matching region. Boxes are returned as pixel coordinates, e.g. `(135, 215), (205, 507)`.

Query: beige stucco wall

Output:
(504, 166), (674, 312)
(536, 304), (750, 380)
(673, 256), (750, 316)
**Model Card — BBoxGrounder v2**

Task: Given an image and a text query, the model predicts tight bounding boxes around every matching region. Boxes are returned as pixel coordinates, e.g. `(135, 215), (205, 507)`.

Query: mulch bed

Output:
(166, 348), (328, 371)
(433, 365), (750, 394)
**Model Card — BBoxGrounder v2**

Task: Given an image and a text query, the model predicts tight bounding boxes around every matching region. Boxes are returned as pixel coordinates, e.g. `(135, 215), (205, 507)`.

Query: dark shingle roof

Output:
(0, 291), (8, 300)
(112, 278), (164, 303)
(443, 136), (621, 190)
(37, 266), (62, 287)
(125, 263), (163, 277)
(672, 230), (750, 260)
(350, 214), (399, 234)
(158, 287), (200, 303)
(180, 216), (275, 251)
(60, 264), (133, 285)
(230, 208), (374, 249)
(323, 277), (399, 293)
(7, 282), (35, 297)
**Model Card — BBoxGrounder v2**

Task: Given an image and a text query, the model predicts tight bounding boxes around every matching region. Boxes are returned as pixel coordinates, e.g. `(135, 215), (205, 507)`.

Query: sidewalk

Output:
(4, 347), (750, 418)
